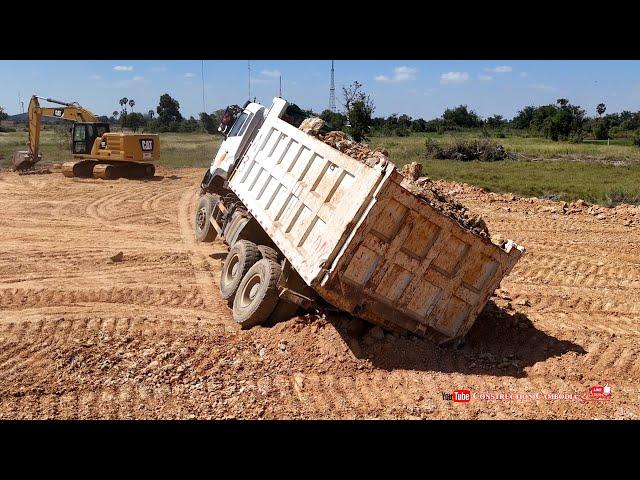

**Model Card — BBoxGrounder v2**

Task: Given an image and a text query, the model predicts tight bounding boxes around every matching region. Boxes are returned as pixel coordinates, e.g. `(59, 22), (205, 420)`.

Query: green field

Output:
(2, 128), (640, 206)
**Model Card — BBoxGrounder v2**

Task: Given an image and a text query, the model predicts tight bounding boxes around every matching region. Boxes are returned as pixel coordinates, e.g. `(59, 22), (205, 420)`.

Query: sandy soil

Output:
(0, 167), (638, 419)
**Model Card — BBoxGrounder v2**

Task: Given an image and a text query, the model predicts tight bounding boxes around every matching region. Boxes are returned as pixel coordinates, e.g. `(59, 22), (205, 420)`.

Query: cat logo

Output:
(140, 139), (154, 151)
(53, 109), (64, 117)
(100, 140), (107, 149)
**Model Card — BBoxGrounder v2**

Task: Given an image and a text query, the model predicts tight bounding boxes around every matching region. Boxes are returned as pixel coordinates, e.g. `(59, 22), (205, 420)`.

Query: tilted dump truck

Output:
(195, 97), (525, 342)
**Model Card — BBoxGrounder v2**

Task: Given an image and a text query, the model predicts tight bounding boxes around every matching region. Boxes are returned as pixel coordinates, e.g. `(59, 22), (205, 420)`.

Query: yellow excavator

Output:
(12, 95), (160, 179)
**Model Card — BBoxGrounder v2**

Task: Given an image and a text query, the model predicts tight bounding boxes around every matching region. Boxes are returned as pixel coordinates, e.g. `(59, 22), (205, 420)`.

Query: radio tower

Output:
(329, 60), (336, 112)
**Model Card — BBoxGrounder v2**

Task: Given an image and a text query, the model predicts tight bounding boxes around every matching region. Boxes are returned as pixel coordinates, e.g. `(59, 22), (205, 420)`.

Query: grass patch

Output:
(2, 129), (640, 206)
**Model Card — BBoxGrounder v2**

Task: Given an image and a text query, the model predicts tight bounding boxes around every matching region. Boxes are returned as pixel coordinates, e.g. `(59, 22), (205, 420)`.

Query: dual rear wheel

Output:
(220, 240), (285, 328)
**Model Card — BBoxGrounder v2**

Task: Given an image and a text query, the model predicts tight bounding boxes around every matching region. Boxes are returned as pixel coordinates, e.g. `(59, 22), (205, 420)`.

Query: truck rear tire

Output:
(232, 258), (282, 329)
(220, 240), (261, 303)
(195, 195), (217, 242)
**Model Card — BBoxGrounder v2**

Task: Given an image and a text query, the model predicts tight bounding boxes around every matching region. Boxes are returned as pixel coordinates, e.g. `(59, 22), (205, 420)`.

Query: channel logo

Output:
(442, 389), (471, 402)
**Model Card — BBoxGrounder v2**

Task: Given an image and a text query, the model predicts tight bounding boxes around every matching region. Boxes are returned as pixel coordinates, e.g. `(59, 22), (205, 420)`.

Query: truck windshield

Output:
(228, 112), (249, 137)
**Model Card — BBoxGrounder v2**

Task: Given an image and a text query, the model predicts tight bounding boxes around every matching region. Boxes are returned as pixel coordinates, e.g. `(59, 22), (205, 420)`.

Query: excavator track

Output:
(62, 160), (98, 178)
(61, 161), (155, 180)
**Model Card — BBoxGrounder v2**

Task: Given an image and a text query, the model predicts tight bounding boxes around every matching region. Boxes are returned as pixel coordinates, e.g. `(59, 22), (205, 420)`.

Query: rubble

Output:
(399, 162), (490, 237)
(299, 120), (489, 238)
(300, 118), (389, 169)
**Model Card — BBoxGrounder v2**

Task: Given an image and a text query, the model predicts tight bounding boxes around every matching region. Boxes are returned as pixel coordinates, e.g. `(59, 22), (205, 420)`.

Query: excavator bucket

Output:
(12, 151), (41, 171)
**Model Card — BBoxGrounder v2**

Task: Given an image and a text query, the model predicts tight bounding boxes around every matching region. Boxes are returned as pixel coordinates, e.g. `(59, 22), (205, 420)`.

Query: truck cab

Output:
(200, 98), (289, 194)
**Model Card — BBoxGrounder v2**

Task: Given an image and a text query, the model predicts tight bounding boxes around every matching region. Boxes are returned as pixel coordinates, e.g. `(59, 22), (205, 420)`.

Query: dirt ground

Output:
(0, 167), (638, 419)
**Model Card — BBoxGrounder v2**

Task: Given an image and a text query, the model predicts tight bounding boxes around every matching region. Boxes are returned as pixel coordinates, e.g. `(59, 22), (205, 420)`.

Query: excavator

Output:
(12, 95), (159, 179)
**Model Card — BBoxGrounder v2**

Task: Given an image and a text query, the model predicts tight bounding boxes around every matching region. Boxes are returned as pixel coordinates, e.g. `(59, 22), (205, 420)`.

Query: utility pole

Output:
(201, 60), (206, 113)
(329, 60), (336, 112)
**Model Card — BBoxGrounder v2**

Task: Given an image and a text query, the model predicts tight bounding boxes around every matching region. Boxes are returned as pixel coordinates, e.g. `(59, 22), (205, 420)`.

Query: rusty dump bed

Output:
(228, 106), (524, 341)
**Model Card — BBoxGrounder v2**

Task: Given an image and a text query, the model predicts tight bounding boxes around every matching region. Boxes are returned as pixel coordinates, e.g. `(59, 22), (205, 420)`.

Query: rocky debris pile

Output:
(399, 162), (490, 237)
(299, 118), (389, 168)
(426, 138), (518, 162)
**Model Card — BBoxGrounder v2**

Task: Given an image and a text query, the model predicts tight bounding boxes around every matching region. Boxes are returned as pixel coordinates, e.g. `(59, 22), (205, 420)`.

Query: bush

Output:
(426, 138), (516, 162)
(0, 126), (16, 133)
(571, 132), (585, 143)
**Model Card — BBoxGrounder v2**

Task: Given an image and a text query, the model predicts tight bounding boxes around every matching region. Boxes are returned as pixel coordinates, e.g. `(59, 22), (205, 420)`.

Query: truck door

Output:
(210, 111), (254, 178)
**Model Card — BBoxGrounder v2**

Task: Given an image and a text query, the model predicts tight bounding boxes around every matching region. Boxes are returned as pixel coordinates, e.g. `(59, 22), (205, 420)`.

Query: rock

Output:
(399, 162), (423, 181)
(515, 298), (531, 307)
(369, 326), (385, 340)
(299, 117), (326, 136)
(110, 251), (124, 263)
(278, 341), (287, 352)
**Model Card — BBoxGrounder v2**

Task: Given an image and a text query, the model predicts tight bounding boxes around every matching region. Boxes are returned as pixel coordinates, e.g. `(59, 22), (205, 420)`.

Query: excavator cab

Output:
(72, 122), (110, 154)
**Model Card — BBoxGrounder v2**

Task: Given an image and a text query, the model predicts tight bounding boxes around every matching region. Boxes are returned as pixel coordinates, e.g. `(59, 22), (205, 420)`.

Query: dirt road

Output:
(0, 167), (638, 419)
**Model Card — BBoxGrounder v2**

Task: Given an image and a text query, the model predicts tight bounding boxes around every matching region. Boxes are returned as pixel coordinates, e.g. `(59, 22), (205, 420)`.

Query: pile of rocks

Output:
(399, 162), (490, 237)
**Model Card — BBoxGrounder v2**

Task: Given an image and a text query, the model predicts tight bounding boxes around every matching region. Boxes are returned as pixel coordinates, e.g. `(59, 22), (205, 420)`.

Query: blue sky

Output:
(1, 60), (639, 119)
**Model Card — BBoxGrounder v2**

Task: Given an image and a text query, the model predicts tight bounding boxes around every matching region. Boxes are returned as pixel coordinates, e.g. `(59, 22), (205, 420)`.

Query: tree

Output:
(156, 93), (183, 126)
(441, 105), (482, 128)
(341, 81), (374, 141)
(348, 100), (374, 142)
(112, 110), (119, 120)
(319, 109), (346, 131)
(597, 103), (606, 117)
(512, 106), (536, 129)
(129, 99), (135, 111)
(148, 110), (154, 120)
(199, 112), (218, 134)
(486, 114), (506, 129)
(122, 112), (146, 132)
(0, 106), (8, 125)
(119, 97), (129, 115)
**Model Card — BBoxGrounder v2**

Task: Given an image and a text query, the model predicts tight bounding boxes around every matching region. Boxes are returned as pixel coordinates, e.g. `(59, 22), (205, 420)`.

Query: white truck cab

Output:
(206, 98), (289, 181)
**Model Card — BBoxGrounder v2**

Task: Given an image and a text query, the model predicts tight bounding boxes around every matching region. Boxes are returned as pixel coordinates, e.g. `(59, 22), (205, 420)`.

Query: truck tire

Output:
(195, 195), (217, 242)
(232, 258), (282, 329)
(220, 240), (261, 303)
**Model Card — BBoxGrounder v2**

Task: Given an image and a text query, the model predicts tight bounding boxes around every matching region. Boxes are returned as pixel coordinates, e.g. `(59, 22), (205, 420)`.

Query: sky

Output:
(1, 60), (640, 120)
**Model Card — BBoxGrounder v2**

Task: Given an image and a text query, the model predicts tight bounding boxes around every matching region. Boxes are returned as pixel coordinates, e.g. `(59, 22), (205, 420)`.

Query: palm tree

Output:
(129, 99), (135, 112)
(119, 97), (128, 115)
(112, 110), (119, 119)
(148, 110), (154, 120)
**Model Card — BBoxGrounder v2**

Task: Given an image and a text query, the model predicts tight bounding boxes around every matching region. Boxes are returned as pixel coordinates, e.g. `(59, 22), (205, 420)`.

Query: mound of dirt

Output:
(399, 162), (490, 237)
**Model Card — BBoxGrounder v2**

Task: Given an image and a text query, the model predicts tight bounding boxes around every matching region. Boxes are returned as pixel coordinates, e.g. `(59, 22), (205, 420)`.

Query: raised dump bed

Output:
(226, 101), (524, 341)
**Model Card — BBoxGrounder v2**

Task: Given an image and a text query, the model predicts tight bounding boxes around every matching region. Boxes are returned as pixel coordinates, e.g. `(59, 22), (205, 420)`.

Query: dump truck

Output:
(195, 97), (525, 342)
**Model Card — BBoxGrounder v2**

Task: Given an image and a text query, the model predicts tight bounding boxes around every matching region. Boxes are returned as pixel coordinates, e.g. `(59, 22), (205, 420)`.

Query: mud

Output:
(0, 167), (638, 419)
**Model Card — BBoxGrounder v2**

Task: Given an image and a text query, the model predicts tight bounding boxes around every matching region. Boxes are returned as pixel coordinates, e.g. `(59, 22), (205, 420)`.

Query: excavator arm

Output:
(13, 95), (98, 170)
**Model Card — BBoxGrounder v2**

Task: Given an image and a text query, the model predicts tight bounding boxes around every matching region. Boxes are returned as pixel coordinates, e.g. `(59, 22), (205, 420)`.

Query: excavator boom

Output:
(13, 95), (98, 170)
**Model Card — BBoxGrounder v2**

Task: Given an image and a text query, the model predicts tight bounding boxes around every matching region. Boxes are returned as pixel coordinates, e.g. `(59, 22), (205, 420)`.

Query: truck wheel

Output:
(232, 258), (282, 329)
(220, 240), (261, 303)
(195, 195), (217, 242)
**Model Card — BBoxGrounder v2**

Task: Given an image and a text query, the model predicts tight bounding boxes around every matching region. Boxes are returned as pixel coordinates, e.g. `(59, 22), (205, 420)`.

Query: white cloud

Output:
(375, 65), (418, 83)
(530, 82), (556, 92)
(520, 72), (528, 78)
(260, 69), (281, 78)
(184, 72), (196, 78)
(440, 72), (469, 84)
(133, 76), (144, 81)
(113, 65), (133, 72)
(484, 65), (512, 73)
(478, 74), (493, 81)
(89, 74), (102, 80)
